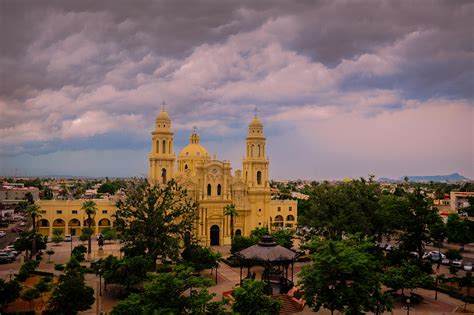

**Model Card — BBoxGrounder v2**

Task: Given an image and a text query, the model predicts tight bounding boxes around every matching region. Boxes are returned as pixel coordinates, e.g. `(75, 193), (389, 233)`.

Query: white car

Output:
(423, 251), (446, 262)
(464, 262), (472, 271)
(451, 259), (463, 268)
(441, 258), (451, 265)
(64, 234), (72, 242)
(19, 221), (26, 227)
(0, 231), (6, 237)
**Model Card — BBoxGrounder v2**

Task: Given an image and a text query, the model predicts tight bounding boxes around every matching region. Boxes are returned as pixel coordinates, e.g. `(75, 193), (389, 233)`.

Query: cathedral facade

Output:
(149, 109), (297, 246)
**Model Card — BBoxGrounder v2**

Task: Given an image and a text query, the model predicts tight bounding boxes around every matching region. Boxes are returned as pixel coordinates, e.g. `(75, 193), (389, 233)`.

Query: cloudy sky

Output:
(0, 0), (473, 180)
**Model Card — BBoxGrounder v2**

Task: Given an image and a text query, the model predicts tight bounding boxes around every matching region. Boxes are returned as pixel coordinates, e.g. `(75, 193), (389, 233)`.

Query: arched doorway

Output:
(210, 225), (220, 246)
(235, 229), (242, 237)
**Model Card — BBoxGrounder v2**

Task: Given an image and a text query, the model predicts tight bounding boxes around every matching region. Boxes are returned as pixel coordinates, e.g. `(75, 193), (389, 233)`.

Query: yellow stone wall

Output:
(36, 199), (117, 237)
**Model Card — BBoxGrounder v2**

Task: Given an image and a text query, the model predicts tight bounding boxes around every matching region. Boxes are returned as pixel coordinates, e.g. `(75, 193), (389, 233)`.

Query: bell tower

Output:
(242, 110), (269, 188)
(149, 102), (175, 185)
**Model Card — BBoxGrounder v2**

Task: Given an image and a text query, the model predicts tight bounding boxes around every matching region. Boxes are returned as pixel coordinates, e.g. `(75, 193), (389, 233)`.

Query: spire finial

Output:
(161, 100), (167, 111)
(254, 106), (258, 118)
(193, 126), (197, 133)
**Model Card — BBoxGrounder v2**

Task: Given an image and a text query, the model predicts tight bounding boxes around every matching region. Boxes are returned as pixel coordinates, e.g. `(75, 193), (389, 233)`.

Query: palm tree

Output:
(81, 200), (97, 254)
(224, 204), (238, 241)
(25, 204), (42, 258)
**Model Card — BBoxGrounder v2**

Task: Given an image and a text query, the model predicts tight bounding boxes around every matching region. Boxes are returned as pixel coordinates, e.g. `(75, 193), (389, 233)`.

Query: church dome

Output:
(179, 143), (210, 159)
(178, 129), (210, 159)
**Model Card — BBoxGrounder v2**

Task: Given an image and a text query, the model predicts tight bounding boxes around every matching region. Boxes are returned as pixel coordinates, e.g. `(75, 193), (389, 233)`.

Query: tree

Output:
(397, 188), (444, 260)
(21, 288), (40, 310)
(299, 177), (392, 241)
(43, 187), (53, 200)
(114, 178), (198, 265)
(382, 262), (433, 296)
(272, 229), (293, 249)
(445, 249), (462, 261)
(81, 200), (97, 254)
(102, 255), (152, 293)
(224, 203), (238, 241)
(233, 279), (281, 315)
(111, 265), (226, 315)
(299, 237), (392, 315)
(71, 245), (87, 262)
(48, 256), (95, 314)
(14, 231), (47, 259)
(51, 228), (64, 245)
(231, 236), (258, 254)
(0, 279), (21, 310)
(98, 180), (122, 195)
(79, 228), (93, 245)
(182, 245), (221, 271)
(25, 203), (42, 258)
(101, 227), (117, 242)
(45, 249), (55, 263)
(446, 214), (474, 251)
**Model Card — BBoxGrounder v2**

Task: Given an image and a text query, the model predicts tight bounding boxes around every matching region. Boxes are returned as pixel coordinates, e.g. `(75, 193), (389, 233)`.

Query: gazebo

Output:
(235, 235), (299, 295)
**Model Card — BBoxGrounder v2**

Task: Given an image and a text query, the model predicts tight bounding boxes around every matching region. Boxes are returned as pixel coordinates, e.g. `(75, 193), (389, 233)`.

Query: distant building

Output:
(0, 184), (40, 206)
(36, 199), (116, 236)
(450, 191), (474, 211)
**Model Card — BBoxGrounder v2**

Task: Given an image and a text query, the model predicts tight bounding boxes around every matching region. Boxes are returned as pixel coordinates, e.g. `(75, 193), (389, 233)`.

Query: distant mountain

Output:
(378, 173), (471, 183)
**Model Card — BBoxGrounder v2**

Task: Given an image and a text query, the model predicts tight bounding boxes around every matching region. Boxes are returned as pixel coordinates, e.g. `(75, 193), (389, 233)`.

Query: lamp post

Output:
(328, 284), (335, 315)
(406, 298), (411, 315)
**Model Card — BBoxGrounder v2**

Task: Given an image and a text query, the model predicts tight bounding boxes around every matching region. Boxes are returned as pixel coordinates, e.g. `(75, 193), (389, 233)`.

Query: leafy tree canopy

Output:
(114, 178), (198, 264)
(233, 279), (281, 315)
(299, 237), (392, 315)
(112, 265), (227, 315)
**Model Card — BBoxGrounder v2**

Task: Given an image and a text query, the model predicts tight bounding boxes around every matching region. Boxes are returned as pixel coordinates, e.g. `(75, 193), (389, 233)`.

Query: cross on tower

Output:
(254, 106), (258, 117)
(193, 126), (197, 133)
(161, 100), (167, 111)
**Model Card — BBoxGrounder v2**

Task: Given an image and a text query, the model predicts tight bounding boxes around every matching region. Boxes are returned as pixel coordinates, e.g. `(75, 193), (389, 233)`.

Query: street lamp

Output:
(328, 284), (335, 315)
(406, 298), (411, 315)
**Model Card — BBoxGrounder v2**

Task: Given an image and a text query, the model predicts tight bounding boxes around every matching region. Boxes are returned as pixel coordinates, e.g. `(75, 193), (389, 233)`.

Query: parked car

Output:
(64, 234), (72, 242)
(423, 251), (446, 262)
(10, 227), (24, 233)
(463, 262), (473, 271)
(3, 247), (18, 257)
(0, 252), (14, 263)
(409, 251), (419, 259)
(451, 259), (463, 268)
(441, 258), (451, 265)
(19, 221), (26, 227)
(0, 230), (6, 237)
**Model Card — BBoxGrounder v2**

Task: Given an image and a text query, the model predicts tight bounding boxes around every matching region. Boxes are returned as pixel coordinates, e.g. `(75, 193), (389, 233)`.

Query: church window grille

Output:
(207, 184), (212, 196)
(217, 184), (222, 196)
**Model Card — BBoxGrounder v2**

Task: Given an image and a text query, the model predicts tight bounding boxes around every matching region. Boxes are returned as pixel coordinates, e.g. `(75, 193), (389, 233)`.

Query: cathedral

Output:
(149, 108), (297, 246)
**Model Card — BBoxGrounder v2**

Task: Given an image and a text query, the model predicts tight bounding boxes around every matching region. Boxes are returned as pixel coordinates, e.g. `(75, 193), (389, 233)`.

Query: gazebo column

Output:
(240, 265), (243, 286)
(291, 262), (294, 282)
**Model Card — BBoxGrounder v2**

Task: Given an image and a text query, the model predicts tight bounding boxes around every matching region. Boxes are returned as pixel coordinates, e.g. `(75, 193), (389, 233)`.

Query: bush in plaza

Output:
(181, 244), (221, 271)
(445, 249), (462, 260)
(231, 236), (257, 254)
(17, 260), (40, 282)
(71, 245), (87, 262)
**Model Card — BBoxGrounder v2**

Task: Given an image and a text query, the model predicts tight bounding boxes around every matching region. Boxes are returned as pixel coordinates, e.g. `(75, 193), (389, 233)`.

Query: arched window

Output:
(257, 171), (262, 185)
(168, 141), (171, 153)
(251, 145), (254, 157)
(156, 140), (159, 153)
(162, 140), (166, 153)
(207, 184), (212, 196)
(286, 215), (295, 221)
(258, 145), (261, 157)
(274, 215), (284, 222)
(185, 164), (188, 170)
(217, 184), (222, 196)
(235, 229), (242, 236)
(161, 168), (167, 184)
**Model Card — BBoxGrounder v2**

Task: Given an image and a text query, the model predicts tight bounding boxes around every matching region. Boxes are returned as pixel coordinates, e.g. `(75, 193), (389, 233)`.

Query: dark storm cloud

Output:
(0, 0), (472, 178)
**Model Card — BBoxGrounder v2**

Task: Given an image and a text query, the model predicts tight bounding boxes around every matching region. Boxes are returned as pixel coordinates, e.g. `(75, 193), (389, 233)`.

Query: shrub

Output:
(17, 260), (40, 281)
(54, 264), (65, 271)
(445, 249), (463, 260)
(72, 245), (87, 262)
(231, 236), (257, 254)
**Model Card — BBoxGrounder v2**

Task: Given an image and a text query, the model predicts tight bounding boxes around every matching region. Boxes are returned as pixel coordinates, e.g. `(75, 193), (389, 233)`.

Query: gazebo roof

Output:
(235, 235), (298, 264)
